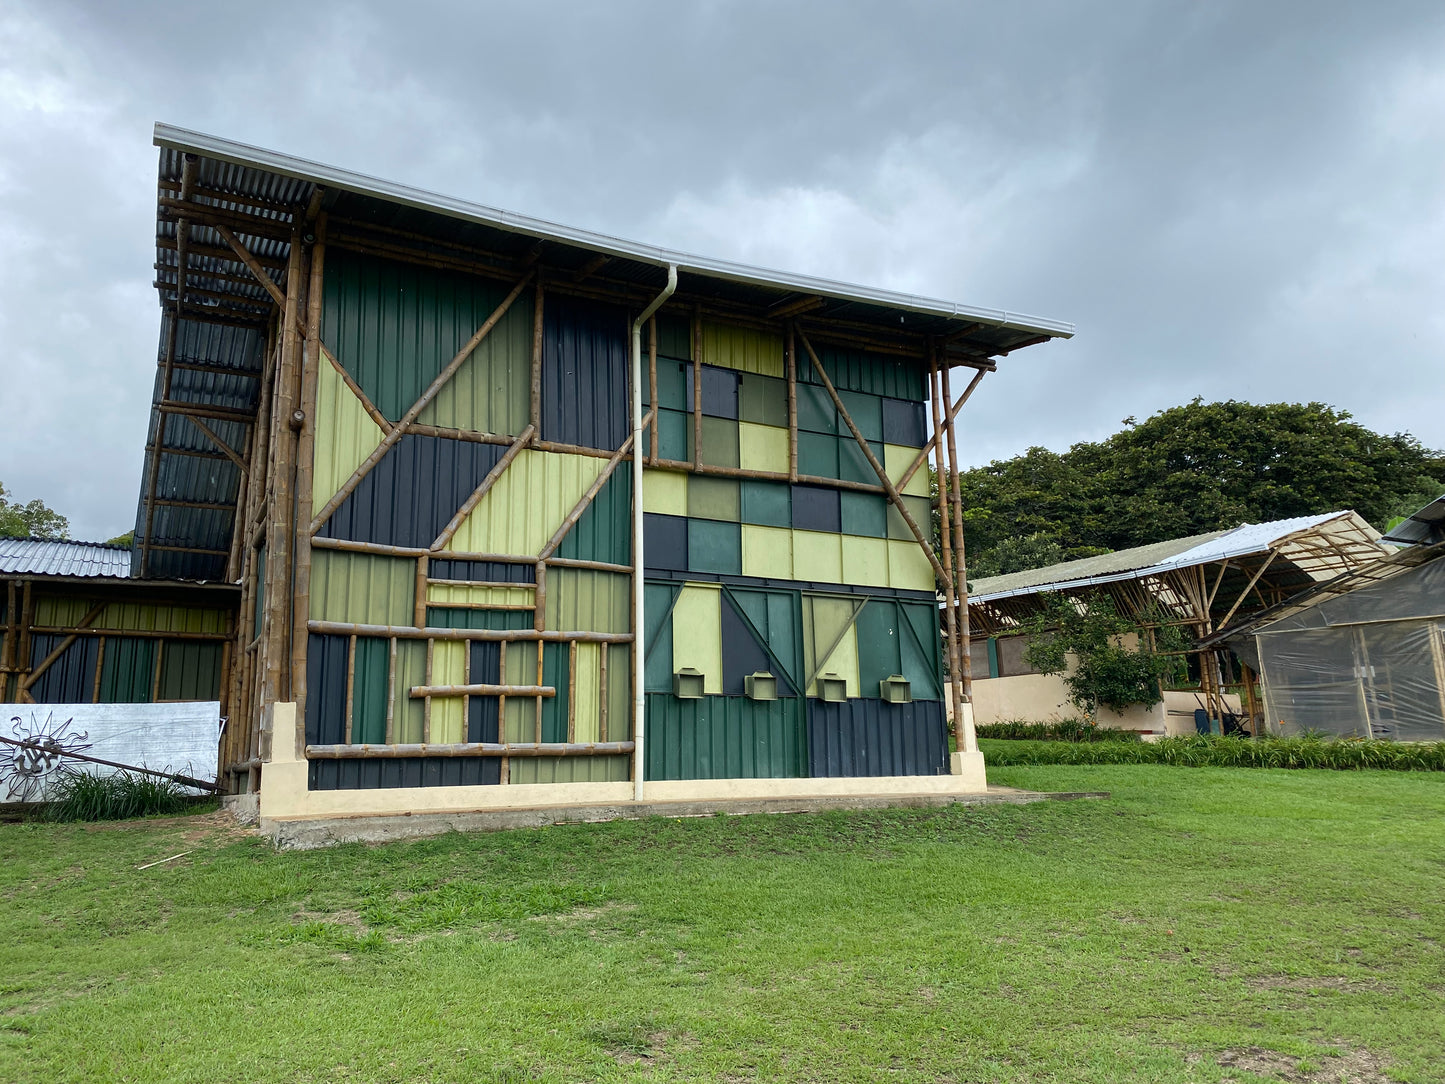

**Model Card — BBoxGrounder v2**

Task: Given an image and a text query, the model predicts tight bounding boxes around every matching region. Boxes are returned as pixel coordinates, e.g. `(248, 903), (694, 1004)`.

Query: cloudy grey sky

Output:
(2, 0), (1443, 541)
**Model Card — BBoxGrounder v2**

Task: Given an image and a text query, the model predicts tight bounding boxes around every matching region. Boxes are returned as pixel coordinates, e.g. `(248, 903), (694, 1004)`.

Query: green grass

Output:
(2, 768), (1443, 1082)
(981, 734), (1445, 770)
(42, 770), (200, 822)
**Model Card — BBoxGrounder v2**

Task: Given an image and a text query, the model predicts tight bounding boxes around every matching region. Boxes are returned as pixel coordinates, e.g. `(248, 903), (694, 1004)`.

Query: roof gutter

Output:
(153, 123), (1073, 340)
(631, 264), (677, 802)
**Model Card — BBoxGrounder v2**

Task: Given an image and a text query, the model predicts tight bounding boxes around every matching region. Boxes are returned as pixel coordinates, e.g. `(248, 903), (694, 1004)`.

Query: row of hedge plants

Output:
(975, 719), (1144, 743)
(980, 734), (1445, 771)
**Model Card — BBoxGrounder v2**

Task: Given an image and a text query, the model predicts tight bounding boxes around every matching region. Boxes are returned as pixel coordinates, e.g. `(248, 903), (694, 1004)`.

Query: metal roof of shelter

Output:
(132, 124), (1075, 581)
(1380, 492), (1445, 546)
(0, 539), (134, 579)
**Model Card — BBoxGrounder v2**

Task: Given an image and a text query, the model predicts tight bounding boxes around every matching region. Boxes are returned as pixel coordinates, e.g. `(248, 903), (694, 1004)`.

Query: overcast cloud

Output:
(2, 0), (1443, 541)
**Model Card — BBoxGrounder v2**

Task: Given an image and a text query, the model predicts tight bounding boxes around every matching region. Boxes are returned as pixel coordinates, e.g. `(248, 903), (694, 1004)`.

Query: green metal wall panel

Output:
(643, 582), (679, 693)
(687, 476), (740, 521)
(887, 495), (936, 540)
(99, 637), (155, 703)
(352, 636), (390, 743)
(839, 438), (885, 485)
(841, 492), (888, 537)
(427, 607), (533, 631)
(740, 481), (790, 527)
(309, 549), (414, 626)
(653, 358), (689, 409)
(686, 520), (742, 575)
(557, 467), (631, 565)
(654, 316), (692, 362)
(656, 408), (691, 461)
(510, 755), (630, 784)
(738, 373), (788, 427)
(728, 587), (803, 691)
(800, 342), (926, 402)
(643, 694), (805, 780)
(796, 383), (838, 434)
(797, 431), (838, 478)
(837, 390), (883, 441)
(158, 640), (222, 701)
(698, 416), (739, 468)
(900, 602), (943, 698)
(394, 639), (427, 743)
(544, 569), (629, 633)
(322, 248), (533, 424)
(36, 598), (230, 635)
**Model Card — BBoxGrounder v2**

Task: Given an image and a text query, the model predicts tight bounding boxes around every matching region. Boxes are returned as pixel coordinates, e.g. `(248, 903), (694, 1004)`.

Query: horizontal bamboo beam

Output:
(308, 619), (631, 643)
(156, 400), (255, 424)
(306, 741), (634, 759)
(310, 536), (536, 563)
(156, 237), (287, 269)
(545, 557), (632, 574)
(408, 683), (554, 698)
(646, 457), (887, 494)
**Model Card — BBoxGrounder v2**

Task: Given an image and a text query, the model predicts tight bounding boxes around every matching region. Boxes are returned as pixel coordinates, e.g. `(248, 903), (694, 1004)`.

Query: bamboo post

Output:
(648, 315), (658, 463)
(499, 639), (509, 783)
(787, 322), (798, 483)
(530, 279), (544, 435)
(385, 637), (397, 744)
(941, 363), (975, 732)
(290, 217), (326, 723)
(929, 359), (965, 751)
(414, 557), (429, 629)
(566, 639), (578, 742)
(896, 367), (986, 494)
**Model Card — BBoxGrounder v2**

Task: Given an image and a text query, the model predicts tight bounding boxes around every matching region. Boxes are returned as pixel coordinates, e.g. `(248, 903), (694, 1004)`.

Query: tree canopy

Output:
(0, 483), (69, 540)
(960, 400), (1445, 577)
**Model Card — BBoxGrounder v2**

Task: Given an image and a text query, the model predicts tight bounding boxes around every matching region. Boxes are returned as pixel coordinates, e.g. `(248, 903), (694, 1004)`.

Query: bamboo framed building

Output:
(130, 124), (1072, 829)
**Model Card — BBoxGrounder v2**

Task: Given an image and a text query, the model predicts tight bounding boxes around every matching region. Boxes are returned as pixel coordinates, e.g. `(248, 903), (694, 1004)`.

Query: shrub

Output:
(975, 719), (1142, 743)
(979, 734), (1445, 771)
(44, 769), (195, 822)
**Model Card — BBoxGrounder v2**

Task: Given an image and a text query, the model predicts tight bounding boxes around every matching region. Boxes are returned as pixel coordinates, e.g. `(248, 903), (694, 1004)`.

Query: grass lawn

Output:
(2, 767), (1443, 1083)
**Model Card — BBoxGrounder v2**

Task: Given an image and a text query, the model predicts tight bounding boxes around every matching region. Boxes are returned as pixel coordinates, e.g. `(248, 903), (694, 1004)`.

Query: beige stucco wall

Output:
(965, 676), (1243, 736)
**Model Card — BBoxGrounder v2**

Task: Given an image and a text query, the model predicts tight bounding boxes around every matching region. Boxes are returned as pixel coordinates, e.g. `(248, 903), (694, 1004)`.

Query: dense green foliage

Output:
(3, 770), (1444, 1081)
(960, 399), (1445, 575)
(43, 770), (195, 822)
(981, 734), (1445, 770)
(0, 482), (68, 540)
(1018, 594), (1188, 716)
(975, 718), (1142, 742)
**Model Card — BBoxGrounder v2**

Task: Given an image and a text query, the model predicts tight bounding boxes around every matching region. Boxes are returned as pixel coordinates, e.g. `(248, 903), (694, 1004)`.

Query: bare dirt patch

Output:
(1201, 1045), (1392, 1083)
(292, 908), (369, 933)
(1247, 975), (1394, 995)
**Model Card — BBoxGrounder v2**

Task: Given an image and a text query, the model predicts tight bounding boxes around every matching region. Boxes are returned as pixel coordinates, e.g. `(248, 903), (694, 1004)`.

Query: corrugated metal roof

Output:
(0, 539), (134, 578)
(970, 512), (1368, 603)
(1380, 492), (1445, 546)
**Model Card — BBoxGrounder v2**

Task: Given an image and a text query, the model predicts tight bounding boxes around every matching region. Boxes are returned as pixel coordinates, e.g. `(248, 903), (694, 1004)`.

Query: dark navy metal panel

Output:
(685, 364), (740, 420)
(881, 397), (927, 446)
(27, 634), (99, 704)
(806, 698), (948, 777)
(542, 293), (629, 450)
(429, 559), (534, 583)
(643, 514), (688, 572)
(721, 592), (796, 696)
(310, 756), (502, 790)
(791, 485), (841, 533)
(467, 642), (501, 743)
(319, 433), (502, 548)
(305, 633), (349, 746)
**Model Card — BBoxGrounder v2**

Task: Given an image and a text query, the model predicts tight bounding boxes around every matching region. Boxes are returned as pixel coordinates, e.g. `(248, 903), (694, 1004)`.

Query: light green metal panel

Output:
(502, 641), (539, 741)
(544, 568), (629, 633)
(309, 549), (415, 626)
(738, 373), (788, 427)
(701, 322), (784, 377)
(885, 444), (930, 497)
(38, 598), (229, 635)
(428, 583), (535, 608)
(741, 525), (793, 579)
(888, 540), (935, 592)
(430, 640), (467, 743)
(415, 294), (532, 435)
(803, 595), (861, 697)
(687, 476), (741, 521)
(572, 641), (602, 742)
(699, 416), (740, 468)
(672, 584), (722, 694)
(841, 536), (890, 587)
(738, 422), (789, 473)
(642, 468), (688, 515)
(511, 755), (629, 783)
(445, 449), (604, 557)
(158, 640), (223, 701)
(887, 495), (936, 540)
(606, 642), (631, 741)
(393, 639), (427, 743)
(312, 351), (386, 510)
(792, 530), (843, 584)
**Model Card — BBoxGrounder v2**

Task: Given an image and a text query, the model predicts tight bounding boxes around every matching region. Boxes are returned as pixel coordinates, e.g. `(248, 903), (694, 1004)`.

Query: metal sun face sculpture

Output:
(0, 712), (93, 803)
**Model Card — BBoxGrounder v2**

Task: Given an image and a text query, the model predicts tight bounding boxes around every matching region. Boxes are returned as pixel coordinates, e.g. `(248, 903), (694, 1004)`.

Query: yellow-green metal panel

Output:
(888, 540), (935, 591)
(803, 596), (861, 697)
(309, 549), (415, 626)
(642, 468), (688, 515)
(430, 640), (467, 743)
(427, 583), (535, 608)
(312, 353), (386, 510)
(887, 495), (936, 541)
(572, 641), (602, 742)
(738, 422), (789, 473)
(672, 583), (722, 694)
(510, 755), (629, 783)
(35, 598), (229, 635)
(446, 449), (603, 556)
(885, 444), (929, 498)
(502, 641), (539, 741)
(841, 535), (890, 587)
(792, 530), (843, 584)
(686, 476), (740, 521)
(394, 639), (427, 743)
(544, 568), (629, 633)
(606, 642), (630, 741)
(741, 525), (793, 579)
(34, 597), (88, 628)
(415, 295), (532, 435)
(698, 416), (740, 468)
(701, 322), (784, 377)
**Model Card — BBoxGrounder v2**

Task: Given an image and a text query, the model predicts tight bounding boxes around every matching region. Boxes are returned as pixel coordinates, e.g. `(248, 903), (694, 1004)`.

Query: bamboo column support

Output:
(941, 363), (974, 726)
(896, 367), (986, 494)
(929, 359), (965, 751)
(530, 279), (544, 434)
(290, 218), (326, 723)
(786, 322), (799, 483)
(648, 315), (658, 463)
(538, 423), (645, 560)
(18, 601), (107, 693)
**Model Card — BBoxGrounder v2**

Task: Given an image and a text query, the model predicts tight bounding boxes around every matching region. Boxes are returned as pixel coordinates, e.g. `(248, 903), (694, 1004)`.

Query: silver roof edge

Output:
(154, 123), (1074, 341)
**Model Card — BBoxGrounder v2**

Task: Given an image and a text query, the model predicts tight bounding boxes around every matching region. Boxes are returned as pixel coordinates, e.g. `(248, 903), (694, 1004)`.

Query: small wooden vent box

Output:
(880, 674), (912, 703)
(744, 672), (777, 701)
(673, 668), (705, 699)
(818, 673), (848, 703)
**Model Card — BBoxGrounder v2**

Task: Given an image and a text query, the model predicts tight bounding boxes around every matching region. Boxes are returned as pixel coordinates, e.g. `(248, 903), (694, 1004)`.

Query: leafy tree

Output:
(106, 531), (134, 547)
(968, 532), (1067, 578)
(1019, 594), (1188, 719)
(0, 483), (69, 540)
(959, 400), (1445, 576)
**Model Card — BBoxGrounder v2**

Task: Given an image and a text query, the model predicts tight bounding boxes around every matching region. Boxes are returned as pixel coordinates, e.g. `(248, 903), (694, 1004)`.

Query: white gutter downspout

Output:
(632, 264), (678, 802)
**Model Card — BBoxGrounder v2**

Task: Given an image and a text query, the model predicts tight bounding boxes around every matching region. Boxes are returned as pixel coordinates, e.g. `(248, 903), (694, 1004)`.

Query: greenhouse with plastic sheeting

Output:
(1253, 554), (1445, 741)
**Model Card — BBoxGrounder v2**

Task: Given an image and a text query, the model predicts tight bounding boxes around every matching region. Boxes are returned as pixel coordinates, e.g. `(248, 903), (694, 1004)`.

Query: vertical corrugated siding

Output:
(306, 633), (349, 745)
(643, 582), (678, 693)
(806, 699), (948, 777)
(701, 322), (784, 377)
(428, 607), (533, 631)
(322, 248), (530, 424)
(35, 598), (229, 635)
(98, 637), (155, 703)
(394, 640), (427, 743)
(445, 449), (604, 556)
(430, 640), (467, 743)
(644, 694), (805, 779)
(415, 310), (532, 438)
(310, 757), (502, 790)
(542, 293), (629, 450)
(353, 637), (390, 744)
(799, 343), (927, 402)
(544, 569), (629, 633)
(642, 469), (687, 515)
(556, 467), (631, 565)
(319, 433), (503, 548)
(729, 588), (803, 691)
(309, 550), (415, 626)
(158, 641), (223, 700)
(312, 355), (386, 510)
(510, 756), (629, 784)
(27, 634), (99, 704)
